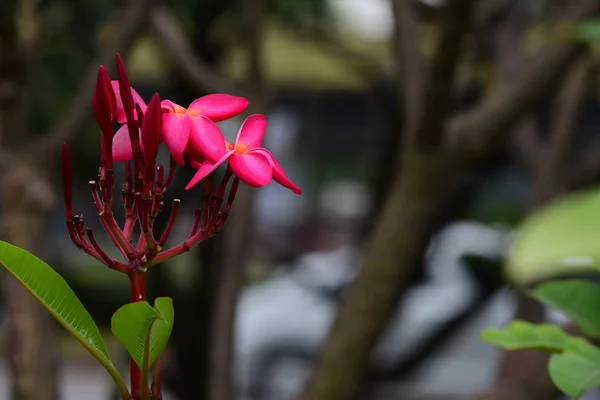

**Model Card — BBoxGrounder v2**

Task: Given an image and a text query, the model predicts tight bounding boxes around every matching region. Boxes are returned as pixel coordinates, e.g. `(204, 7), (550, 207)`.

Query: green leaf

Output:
(149, 297), (174, 366)
(0, 241), (129, 399)
(571, 18), (600, 43)
(481, 320), (570, 352)
(530, 279), (600, 338)
(505, 187), (600, 285)
(111, 297), (174, 369)
(549, 338), (600, 398)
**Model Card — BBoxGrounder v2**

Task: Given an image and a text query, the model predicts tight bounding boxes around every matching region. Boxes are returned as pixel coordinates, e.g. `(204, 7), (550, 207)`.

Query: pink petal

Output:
(162, 113), (191, 166)
(161, 99), (177, 113)
(111, 81), (147, 124)
(161, 99), (187, 114)
(229, 150), (272, 187)
(235, 114), (267, 150)
(254, 149), (302, 194)
(189, 159), (203, 169)
(188, 115), (227, 162)
(188, 94), (249, 122)
(185, 150), (235, 190)
(112, 125), (136, 161)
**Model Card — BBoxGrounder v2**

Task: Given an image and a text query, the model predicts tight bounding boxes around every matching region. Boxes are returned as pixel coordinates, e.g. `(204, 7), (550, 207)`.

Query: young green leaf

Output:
(111, 301), (158, 369)
(149, 297), (174, 367)
(505, 187), (600, 285)
(481, 320), (570, 352)
(530, 279), (600, 338)
(0, 241), (129, 399)
(111, 297), (174, 369)
(571, 18), (600, 44)
(549, 338), (600, 398)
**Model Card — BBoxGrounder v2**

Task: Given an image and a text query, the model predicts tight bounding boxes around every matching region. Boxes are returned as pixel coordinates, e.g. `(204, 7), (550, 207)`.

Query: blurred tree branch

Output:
(299, 1), (599, 399)
(29, 0), (154, 164)
(410, 0), (475, 151)
(392, 0), (423, 138)
(446, 0), (597, 158)
(150, 5), (250, 99)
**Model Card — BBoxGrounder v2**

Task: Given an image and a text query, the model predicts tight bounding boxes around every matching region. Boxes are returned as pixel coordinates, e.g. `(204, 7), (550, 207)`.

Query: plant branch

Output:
(129, 270), (147, 400)
(533, 56), (591, 205)
(446, 0), (599, 159)
(149, 5), (249, 98)
(409, 0), (475, 151)
(28, 0), (154, 164)
(446, 42), (586, 159)
(392, 0), (423, 135)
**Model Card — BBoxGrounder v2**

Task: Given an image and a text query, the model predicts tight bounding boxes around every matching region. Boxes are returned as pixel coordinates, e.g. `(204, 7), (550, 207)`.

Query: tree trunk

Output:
(0, 164), (57, 400)
(300, 153), (456, 400)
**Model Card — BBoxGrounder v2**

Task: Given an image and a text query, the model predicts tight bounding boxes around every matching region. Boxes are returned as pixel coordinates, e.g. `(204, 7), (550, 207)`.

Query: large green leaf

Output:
(571, 18), (600, 43)
(549, 338), (600, 398)
(530, 279), (600, 338)
(481, 320), (570, 352)
(505, 187), (600, 285)
(111, 297), (174, 369)
(0, 241), (129, 399)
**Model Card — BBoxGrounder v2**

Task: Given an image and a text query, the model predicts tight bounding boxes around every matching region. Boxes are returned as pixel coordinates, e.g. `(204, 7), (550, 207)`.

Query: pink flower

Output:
(110, 92), (248, 165)
(160, 95), (248, 166)
(185, 114), (302, 195)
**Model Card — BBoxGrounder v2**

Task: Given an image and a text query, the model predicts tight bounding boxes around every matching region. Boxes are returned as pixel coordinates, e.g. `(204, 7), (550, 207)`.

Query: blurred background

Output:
(2, 0), (600, 399)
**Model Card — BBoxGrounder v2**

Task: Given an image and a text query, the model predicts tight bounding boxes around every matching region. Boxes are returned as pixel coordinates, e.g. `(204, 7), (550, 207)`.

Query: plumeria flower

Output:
(185, 114), (302, 195)
(160, 95), (248, 166)
(110, 83), (248, 164)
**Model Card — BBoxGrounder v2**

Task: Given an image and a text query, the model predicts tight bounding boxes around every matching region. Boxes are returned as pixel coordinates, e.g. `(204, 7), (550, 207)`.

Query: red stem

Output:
(86, 228), (129, 273)
(158, 199), (180, 247)
(129, 270), (146, 400)
(151, 357), (162, 400)
(123, 216), (136, 241)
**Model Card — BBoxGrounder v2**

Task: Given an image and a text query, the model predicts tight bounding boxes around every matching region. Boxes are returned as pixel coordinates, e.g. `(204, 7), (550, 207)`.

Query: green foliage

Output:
(549, 338), (600, 398)
(505, 187), (600, 285)
(111, 297), (174, 369)
(571, 18), (600, 43)
(481, 320), (570, 353)
(482, 321), (600, 398)
(530, 279), (600, 338)
(0, 241), (129, 398)
(482, 185), (600, 398)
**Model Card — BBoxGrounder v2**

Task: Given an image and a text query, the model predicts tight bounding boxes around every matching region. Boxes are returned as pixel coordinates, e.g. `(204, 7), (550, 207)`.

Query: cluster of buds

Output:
(61, 54), (300, 274)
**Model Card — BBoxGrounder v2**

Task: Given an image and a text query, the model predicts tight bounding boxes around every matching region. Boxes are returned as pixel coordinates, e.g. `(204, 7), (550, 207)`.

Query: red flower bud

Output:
(141, 93), (162, 193)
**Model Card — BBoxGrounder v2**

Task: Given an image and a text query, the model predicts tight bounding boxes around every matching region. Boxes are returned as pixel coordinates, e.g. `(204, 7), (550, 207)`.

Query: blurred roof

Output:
(219, 21), (389, 91)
